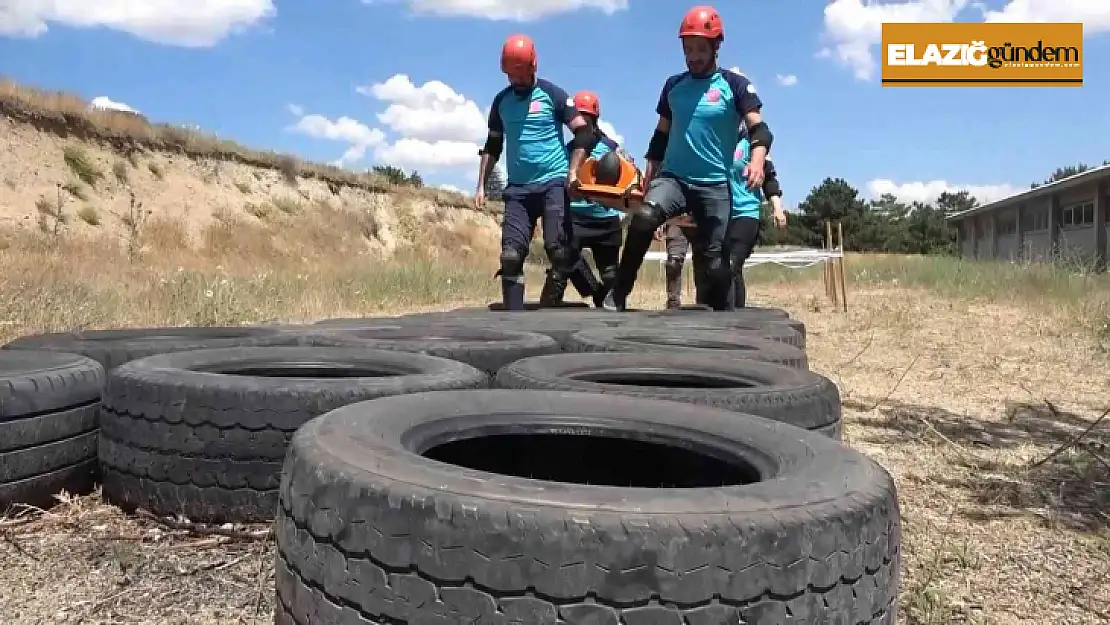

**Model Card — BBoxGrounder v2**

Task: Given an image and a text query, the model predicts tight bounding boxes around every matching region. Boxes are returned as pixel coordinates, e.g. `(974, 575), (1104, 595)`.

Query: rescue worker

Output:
(475, 34), (595, 311)
(602, 5), (772, 312)
(659, 127), (787, 308)
(723, 126), (787, 308)
(539, 91), (625, 308)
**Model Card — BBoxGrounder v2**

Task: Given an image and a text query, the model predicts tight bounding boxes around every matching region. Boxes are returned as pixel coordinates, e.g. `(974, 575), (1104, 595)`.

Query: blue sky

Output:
(1, 0), (1106, 207)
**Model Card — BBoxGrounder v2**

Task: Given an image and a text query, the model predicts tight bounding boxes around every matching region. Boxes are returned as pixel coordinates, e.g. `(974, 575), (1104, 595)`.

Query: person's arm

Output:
(476, 92), (506, 196)
(761, 158), (787, 227)
(644, 77), (678, 187)
(541, 80), (592, 180)
(724, 70), (772, 182)
(761, 158), (780, 197)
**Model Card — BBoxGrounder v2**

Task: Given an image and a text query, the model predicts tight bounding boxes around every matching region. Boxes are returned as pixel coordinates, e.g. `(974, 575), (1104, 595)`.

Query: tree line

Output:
(759, 161), (1106, 253)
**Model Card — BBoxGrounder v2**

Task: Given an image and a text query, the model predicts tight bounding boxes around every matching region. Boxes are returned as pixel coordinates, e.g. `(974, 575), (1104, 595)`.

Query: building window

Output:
(1021, 208), (1048, 232)
(1061, 201), (1094, 228)
(997, 217), (1017, 235)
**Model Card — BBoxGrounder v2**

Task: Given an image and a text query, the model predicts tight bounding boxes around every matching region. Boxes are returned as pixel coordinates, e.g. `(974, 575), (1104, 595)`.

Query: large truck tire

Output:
(275, 390), (899, 624)
(0, 351), (105, 510)
(567, 327), (809, 369)
(2, 326), (315, 371)
(98, 347), (489, 523)
(496, 351), (841, 438)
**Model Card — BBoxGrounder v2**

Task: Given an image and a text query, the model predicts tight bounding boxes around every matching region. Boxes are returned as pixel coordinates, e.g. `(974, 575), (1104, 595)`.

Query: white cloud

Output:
(866, 178), (1020, 205)
(819, 0), (1110, 80)
(0, 0), (274, 46)
(361, 74), (486, 143)
(597, 119), (624, 146)
(368, 0), (627, 21)
(89, 96), (139, 114)
(818, 0), (971, 80)
(775, 74), (798, 86)
(980, 1), (1110, 30)
(437, 183), (464, 194)
(376, 138), (480, 171)
(286, 114), (386, 165)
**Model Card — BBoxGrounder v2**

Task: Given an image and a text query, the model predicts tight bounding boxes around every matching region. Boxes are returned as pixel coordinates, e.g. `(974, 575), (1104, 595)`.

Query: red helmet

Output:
(679, 6), (724, 41)
(501, 34), (537, 73)
(572, 91), (600, 117)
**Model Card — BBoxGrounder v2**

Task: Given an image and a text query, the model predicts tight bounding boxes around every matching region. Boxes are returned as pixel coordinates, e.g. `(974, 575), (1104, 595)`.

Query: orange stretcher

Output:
(572, 155), (645, 211)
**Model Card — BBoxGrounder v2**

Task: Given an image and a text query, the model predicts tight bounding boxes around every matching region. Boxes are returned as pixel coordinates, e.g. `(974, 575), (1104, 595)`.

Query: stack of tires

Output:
(0, 305), (900, 624)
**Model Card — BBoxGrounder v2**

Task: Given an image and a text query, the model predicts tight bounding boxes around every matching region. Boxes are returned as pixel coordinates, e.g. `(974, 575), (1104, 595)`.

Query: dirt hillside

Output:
(0, 78), (502, 261)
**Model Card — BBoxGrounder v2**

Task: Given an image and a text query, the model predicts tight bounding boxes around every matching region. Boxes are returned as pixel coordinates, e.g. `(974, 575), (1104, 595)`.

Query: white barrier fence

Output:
(640, 247), (847, 307)
(643, 247), (843, 268)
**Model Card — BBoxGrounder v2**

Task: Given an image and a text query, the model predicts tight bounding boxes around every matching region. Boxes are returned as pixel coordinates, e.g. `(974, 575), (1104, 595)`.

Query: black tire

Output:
(496, 352), (841, 436)
(568, 327), (809, 369)
(98, 347), (490, 523)
(392, 311), (632, 350)
(0, 351), (105, 510)
(275, 389), (900, 625)
(662, 305), (791, 319)
(309, 325), (559, 373)
(629, 313), (806, 349)
(2, 326), (312, 371)
(485, 301), (591, 311)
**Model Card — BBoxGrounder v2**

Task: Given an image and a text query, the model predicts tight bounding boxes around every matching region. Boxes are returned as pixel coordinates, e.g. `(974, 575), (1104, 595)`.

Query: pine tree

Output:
(485, 164), (506, 201)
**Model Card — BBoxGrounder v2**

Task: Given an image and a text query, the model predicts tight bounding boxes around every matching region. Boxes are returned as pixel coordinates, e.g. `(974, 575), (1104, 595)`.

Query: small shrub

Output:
(78, 205), (101, 225)
(63, 146), (103, 187)
(112, 161), (129, 185)
(148, 162), (164, 180)
(61, 181), (87, 200)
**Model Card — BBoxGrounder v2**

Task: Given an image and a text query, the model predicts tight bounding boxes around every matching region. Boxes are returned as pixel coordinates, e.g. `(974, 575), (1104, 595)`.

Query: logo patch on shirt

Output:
(529, 100), (543, 113)
(705, 88), (721, 102)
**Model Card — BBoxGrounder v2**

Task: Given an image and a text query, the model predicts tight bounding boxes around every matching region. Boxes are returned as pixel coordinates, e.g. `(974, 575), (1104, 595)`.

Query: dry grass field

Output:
(1, 78), (1107, 625)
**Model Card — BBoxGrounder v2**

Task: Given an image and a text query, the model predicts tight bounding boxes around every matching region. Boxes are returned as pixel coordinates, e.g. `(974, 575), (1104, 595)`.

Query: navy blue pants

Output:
(499, 179), (573, 310)
(613, 173), (733, 310)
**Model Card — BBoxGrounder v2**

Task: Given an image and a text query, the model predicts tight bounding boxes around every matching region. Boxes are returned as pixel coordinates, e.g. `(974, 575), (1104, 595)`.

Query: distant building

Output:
(946, 164), (1109, 267)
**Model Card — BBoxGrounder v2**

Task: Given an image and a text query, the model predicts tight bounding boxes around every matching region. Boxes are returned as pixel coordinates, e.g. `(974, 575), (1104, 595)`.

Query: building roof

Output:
(946, 162), (1110, 221)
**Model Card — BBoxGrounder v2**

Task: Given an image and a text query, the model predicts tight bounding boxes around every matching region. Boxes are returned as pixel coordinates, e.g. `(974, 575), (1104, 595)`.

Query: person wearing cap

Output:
(603, 5), (774, 312)
(475, 34), (594, 311)
(539, 91), (626, 308)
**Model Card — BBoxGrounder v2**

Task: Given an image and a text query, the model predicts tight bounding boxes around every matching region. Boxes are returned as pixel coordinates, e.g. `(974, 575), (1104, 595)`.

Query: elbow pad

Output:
(747, 121), (773, 152)
(645, 129), (668, 161)
(762, 176), (782, 198)
(481, 134), (504, 159)
(571, 126), (596, 152)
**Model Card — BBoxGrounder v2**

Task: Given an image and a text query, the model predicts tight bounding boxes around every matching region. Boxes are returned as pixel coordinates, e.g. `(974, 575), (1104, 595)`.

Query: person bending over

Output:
(603, 5), (773, 312)
(539, 90), (625, 308)
(475, 34), (594, 311)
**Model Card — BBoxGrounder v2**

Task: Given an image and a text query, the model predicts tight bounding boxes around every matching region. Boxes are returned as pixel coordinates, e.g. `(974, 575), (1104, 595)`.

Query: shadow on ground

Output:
(846, 398), (1109, 532)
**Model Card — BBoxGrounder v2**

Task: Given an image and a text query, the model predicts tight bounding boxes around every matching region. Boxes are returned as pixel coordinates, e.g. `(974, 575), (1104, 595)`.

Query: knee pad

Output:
(499, 247), (524, 277)
(628, 202), (663, 233)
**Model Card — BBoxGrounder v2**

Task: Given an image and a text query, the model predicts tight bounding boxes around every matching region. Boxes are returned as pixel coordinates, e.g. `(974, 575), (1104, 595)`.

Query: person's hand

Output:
(567, 169), (586, 199)
(743, 155), (765, 189)
(474, 188), (486, 210)
(773, 208), (787, 229)
(653, 225), (665, 241)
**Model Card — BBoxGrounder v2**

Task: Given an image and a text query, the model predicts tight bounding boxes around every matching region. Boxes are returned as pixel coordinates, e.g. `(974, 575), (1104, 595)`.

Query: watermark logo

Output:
(881, 22), (1083, 87)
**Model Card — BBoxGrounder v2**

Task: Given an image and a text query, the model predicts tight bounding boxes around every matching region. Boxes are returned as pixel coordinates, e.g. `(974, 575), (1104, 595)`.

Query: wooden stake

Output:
(825, 220), (838, 307)
(825, 218), (834, 299)
(834, 222), (843, 315)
